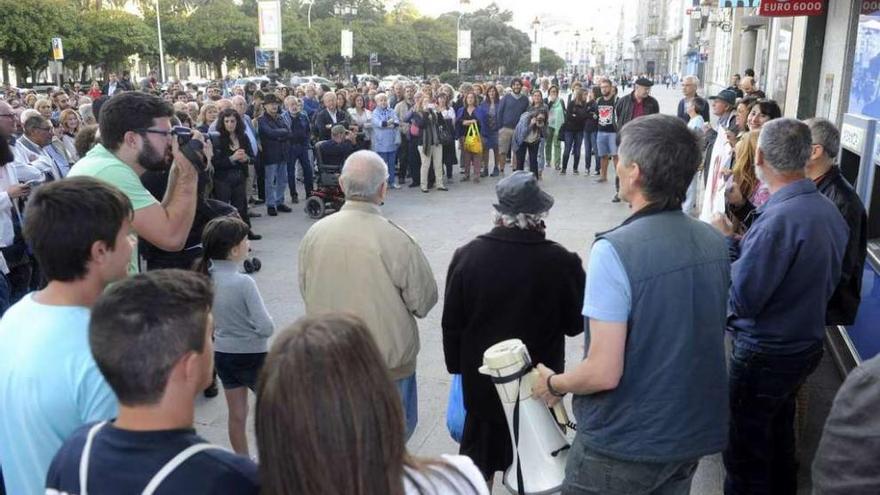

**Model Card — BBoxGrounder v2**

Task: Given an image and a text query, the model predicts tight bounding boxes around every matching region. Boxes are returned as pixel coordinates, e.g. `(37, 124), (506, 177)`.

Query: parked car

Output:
(290, 75), (333, 87)
(379, 74), (411, 90)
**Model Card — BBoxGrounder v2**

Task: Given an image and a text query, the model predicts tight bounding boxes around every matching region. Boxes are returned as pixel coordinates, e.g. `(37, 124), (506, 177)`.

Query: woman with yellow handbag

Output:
(456, 93), (487, 183)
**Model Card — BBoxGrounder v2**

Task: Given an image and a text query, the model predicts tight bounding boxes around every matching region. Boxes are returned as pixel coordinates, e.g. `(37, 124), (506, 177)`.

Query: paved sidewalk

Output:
(193, 86), (838, 494)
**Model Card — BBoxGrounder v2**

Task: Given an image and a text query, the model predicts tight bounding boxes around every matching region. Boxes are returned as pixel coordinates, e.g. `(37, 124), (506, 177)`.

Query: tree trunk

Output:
(214, 60), (223, 80)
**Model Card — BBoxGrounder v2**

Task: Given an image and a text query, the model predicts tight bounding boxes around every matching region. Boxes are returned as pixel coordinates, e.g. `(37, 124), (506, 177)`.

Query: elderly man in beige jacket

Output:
(298, 149), (438, 439)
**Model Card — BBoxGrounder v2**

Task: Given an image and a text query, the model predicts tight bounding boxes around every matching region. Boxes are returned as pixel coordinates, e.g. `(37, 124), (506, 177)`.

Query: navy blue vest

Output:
(573, 209), (730, 462)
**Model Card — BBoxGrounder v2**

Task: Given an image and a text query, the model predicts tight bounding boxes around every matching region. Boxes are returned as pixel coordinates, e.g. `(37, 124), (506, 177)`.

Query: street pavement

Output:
(193, 86), (840, 494)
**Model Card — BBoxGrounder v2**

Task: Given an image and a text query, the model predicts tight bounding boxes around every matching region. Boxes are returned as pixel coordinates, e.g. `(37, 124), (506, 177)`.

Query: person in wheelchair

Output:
(318, 124), (357, 168)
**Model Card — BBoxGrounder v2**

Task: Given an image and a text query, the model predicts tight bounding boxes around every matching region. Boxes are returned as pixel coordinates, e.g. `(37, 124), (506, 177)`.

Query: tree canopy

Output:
(0, 0), (566, 83)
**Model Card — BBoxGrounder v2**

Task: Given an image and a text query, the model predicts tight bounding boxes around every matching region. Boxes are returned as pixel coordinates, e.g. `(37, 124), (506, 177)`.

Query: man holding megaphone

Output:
(534, 115), (730, 495)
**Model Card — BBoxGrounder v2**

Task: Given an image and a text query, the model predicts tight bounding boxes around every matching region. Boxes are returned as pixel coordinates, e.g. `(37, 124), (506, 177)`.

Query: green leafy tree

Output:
(162, 0), (257, 78)
(0, 0), (73, 83)
(464, 3), (529, 76)
(538, 48), (565, 75)
(279, 11), (323, 72)
(66, 9), (156, 78)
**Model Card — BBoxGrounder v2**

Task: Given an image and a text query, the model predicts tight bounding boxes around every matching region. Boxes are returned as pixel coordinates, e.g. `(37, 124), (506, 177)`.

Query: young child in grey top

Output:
(196, 216), (273, 456)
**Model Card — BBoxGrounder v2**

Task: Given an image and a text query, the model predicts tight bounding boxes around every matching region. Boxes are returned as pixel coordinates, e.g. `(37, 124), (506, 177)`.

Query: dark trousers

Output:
(214, 169), (250, 228)
(723, 342), (824, 495)
(515, 141), (541, 175)
(562, 130), (584, 171)
(287, 144), (314, 199)
(2, 260), (31, 307)
(407, 137), (421, 185)
(255, 156), (266, 200)
(0, 271), (9, 317)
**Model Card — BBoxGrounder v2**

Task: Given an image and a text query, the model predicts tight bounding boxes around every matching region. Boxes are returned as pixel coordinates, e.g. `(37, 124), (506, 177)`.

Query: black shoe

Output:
(203, 380), (219, 398)
(254, 198), (266, 205)
(573, 170), (579, 175)
(248, 211), (262, 218)
(277, 204), (293, 213)
(291, 195), (299, 204)
(247, 231), (262, 240)
(560, 169), (567, 175)
(267, 206), (278, 216)
(409, 182), (420, 188)
(611, 194), (621, 203)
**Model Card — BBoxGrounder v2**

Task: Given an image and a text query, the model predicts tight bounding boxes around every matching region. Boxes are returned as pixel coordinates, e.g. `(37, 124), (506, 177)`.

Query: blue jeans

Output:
(562, 130), (584, 171)
(723, 341), (824, 495)
(395, 373), (418, 441)
(377, 150), (398, 185)
(583, 131), (598, 172)
(563, 434), (699, 494)
(264, 162), (288, 207)
(287, 144), (313, 199)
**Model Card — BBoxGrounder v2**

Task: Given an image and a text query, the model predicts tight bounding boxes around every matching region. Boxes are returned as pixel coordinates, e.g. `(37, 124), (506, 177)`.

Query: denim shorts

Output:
(215, 351), (266, 391)
(596, 131), (618, 157)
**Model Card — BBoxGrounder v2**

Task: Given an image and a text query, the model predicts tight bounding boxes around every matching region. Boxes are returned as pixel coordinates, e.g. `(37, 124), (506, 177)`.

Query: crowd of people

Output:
(0, 65), (877, 495)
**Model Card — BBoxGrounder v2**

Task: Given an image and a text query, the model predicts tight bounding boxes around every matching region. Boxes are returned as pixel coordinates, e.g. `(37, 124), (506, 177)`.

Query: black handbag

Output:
(438, 118), (454, 145)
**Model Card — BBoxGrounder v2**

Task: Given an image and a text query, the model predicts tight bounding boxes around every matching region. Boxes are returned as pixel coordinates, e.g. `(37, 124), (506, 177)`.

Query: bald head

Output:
(339, 150), (388, 204)
(231, 95), (247, 116)
(216, 99), (233, 112)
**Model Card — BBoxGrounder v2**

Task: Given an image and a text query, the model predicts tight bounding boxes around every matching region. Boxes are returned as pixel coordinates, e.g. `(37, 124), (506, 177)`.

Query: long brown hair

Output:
(256, 314), (482, 495)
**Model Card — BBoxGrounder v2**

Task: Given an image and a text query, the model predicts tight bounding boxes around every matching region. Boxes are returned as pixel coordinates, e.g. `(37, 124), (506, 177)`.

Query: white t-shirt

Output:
(403, 455), (489, 495)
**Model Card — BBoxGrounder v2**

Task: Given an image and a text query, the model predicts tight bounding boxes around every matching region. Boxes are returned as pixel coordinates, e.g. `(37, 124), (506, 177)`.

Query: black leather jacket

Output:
(615, 93), (660, 131)
(817, 166), (868, 325)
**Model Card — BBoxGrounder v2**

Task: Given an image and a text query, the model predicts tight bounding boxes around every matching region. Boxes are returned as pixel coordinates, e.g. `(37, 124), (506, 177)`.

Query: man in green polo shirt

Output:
(69, 92), (198, 273)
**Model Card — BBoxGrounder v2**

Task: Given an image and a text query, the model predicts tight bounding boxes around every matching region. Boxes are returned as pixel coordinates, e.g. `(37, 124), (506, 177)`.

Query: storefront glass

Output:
(849, 4), (880, 118)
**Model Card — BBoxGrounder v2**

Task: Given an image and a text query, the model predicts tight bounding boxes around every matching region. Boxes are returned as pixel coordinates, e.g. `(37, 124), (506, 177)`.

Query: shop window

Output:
(771, 17), (794, 108)
(849, 6), (880, 118)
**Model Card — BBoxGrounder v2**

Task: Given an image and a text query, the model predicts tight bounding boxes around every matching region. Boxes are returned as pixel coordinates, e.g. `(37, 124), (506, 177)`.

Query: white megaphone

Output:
(479, 339), (571, 495)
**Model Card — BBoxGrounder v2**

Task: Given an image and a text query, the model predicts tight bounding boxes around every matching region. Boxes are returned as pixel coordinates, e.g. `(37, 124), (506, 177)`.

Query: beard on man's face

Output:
(138, 139), (172, 171)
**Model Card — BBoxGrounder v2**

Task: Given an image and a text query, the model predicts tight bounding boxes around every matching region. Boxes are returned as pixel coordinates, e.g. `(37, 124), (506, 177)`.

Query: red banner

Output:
(759, 0), (825, 17)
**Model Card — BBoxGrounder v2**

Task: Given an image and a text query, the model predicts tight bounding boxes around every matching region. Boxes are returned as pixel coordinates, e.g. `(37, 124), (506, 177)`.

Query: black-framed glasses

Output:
(0, 113), (14, 119)
(135, 128), (173, 137)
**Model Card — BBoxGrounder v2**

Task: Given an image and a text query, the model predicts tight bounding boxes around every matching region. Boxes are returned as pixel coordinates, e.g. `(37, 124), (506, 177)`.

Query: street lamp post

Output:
(305, 0), (314, 75)
(531, 17), (541, 75)
(456, 0), (470, 74)
(154, 0), (166, 83)
(334, 3), (357, 82)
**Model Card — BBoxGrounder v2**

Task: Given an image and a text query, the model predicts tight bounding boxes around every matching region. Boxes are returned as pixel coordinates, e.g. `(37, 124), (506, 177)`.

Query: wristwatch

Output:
(547, 373), (565, 398)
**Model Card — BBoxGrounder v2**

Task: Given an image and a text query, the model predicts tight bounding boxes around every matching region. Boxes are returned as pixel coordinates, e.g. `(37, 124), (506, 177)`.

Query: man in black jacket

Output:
(312, 92), (349, 142)
(615, 77), (660, 131)
(611, 77), (659, 202)
(806, 118), (868, 325)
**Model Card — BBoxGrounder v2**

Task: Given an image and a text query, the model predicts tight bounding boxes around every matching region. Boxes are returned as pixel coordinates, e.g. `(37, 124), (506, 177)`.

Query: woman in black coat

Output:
(441, 171), (585, 482)
(212, 108), (259, 240)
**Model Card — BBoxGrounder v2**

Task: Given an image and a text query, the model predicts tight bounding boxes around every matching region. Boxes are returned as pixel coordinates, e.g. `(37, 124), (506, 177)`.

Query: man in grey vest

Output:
(534, 114), (730, 494)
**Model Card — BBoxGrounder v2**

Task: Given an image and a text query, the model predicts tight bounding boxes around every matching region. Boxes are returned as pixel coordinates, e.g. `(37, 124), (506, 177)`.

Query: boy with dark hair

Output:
(69, 91), (199, 274)
(0, 177), (133, 495)
(46, 270), (260, 494)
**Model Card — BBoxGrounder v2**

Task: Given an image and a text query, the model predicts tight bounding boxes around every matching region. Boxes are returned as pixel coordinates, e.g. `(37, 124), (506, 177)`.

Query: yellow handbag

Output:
(464, 123), (483, 155)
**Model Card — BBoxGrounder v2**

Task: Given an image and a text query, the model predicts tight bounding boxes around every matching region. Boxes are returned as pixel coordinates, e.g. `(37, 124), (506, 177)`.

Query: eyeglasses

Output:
(0, 113), (14, 119)
(135, 128), (173, 137)
(36, 126), (53, 132)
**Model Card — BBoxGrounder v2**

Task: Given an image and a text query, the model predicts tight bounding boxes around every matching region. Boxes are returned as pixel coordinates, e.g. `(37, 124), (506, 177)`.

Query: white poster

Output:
(341, 30), (354, 58)
(458, 30), (471, 60)
(531, 43), (540, 64)
(258, 0), (282, 51)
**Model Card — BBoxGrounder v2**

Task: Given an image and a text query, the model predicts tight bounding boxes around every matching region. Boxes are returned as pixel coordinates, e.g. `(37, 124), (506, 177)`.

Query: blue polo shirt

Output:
(727, 179), (848, 354)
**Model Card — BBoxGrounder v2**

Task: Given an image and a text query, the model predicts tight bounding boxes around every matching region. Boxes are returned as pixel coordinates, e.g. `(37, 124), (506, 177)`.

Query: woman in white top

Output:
(255, 314), (488, 495)
(347, 93), (373, 150)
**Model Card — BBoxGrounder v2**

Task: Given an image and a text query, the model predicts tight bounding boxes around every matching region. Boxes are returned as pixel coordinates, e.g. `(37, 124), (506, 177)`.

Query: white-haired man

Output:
(298, 150), (438, 441)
